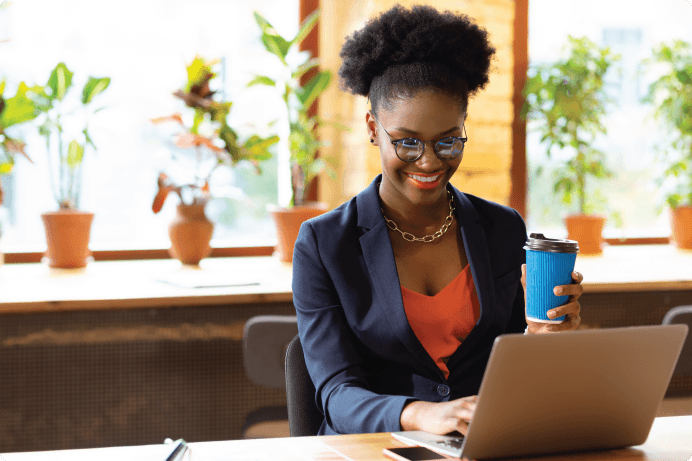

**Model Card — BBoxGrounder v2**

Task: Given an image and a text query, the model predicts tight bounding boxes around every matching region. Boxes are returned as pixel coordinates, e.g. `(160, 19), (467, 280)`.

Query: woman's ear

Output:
(365, 110), (378, 146)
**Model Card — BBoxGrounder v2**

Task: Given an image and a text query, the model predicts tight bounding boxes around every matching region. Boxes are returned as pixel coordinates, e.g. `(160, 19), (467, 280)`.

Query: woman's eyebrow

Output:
(391, 126), (460, 137)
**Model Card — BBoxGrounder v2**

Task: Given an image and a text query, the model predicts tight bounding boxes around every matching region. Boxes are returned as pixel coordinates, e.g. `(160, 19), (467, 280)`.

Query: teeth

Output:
(409, 174), (440, 183)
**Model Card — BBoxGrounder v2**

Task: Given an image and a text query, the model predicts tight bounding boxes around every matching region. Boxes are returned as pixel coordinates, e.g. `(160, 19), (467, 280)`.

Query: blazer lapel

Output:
(356, 176), (442, 377)
(446, 186), (496, 368)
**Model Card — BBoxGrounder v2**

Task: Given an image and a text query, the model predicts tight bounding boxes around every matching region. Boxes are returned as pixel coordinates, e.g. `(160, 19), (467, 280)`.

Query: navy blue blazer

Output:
(292, 174), (528, 435)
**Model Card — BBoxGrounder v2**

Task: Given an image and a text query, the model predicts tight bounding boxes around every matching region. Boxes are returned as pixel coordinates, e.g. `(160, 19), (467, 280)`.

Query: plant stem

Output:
(45, 128), (60, 207)
(577, 151), (585, 215)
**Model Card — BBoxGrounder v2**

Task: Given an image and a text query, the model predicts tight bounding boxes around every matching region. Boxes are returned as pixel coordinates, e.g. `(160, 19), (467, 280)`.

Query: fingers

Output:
(552, 272), (584, 296)
(453, 396), (478, 422)
(547, 300), (581, 320)
(545, 314), (581, 332)
(527, 306), (582, 332)
(456, 420), (470, 436)
(553, 282), (584, 298)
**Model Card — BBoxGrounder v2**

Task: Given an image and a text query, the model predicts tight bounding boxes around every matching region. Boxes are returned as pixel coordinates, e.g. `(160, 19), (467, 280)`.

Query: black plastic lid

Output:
(523, 233), (579, 253)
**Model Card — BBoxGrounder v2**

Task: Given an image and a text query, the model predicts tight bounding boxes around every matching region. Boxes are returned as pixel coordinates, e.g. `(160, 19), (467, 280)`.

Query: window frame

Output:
(511, 0), (670, 246)
(2, 0), (666, 265)
(1, 0), (319, 264)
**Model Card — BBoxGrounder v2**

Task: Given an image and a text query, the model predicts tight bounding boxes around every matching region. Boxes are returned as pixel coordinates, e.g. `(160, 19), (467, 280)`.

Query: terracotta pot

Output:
(563, 214), (606, 255)
(41, 209), (94, 268)
(670, 206), (692, 249)
(268, 202), (328, 263)
(168, 203), (214, 265)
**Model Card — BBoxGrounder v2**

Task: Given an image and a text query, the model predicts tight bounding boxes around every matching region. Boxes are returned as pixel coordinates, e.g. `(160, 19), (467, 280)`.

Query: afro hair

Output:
(338, 4), (496, 113)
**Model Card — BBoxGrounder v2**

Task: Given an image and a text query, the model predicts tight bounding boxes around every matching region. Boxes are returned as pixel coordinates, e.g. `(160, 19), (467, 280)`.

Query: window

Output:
(0, 0), (299, 253)
(526, 0), (692, 239)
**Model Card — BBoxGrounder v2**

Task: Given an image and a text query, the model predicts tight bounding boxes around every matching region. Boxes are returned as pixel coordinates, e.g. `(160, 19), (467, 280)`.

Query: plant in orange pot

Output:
(250, 10), (340, 262)
(523, 36), (621, 255)
(642, 40), (692, 250)
(27, 63), (111, 268)
(151, 56), (279, 265)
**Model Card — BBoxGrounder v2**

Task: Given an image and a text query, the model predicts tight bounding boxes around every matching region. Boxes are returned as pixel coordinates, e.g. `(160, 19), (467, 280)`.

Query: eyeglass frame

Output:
(372, 113), (468, 163)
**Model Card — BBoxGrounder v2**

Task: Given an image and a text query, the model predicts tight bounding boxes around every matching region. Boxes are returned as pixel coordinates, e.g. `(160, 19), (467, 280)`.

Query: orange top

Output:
(400, 264), (481, 379)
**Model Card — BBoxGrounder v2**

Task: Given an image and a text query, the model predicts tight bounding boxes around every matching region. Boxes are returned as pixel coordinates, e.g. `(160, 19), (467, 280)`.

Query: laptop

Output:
(392, 324), (688, 460)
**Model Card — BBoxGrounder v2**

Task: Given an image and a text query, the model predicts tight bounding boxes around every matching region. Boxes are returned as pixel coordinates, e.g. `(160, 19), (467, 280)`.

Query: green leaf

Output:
(247, 76), (276, 87)
(292, 9), (320, 46)
(244, 134), (279, 161)
(185, 56), (215, 91)
(66, 140), (84, 167)
(253, 12), (292, 62)
(47, 62), (74, 101)
(0, 82), (39, 128)
(297, 70), (331, 110)
(253, 11), (275, 35)
(83, 128), (96, 150)
(261, 33), (291, 63)
(81, 77), (111, 104)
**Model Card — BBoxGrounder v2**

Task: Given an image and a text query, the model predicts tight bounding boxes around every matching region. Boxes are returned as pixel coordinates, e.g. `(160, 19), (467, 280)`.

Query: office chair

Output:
(285, 334), (324, 436)
(662, 305), (692, 376)
(242, 315), (298, 438)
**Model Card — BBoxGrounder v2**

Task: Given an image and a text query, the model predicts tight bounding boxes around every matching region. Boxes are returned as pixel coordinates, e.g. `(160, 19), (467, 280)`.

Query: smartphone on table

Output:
(382, 446), (452, 461)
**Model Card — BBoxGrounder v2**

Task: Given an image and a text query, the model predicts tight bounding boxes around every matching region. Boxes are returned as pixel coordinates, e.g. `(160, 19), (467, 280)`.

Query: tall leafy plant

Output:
(522, 36), (619, 216)
(642, 40), (692, 210)
(250, 10), (336, 207)
(28, 62), (111, 210)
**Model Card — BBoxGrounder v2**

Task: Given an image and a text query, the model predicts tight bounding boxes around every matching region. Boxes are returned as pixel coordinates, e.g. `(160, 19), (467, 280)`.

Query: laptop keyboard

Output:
(436, 438), (464, 449)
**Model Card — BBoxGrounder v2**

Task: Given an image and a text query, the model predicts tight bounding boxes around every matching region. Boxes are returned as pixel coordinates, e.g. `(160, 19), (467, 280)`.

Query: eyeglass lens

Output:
(396, 137), (465, 162)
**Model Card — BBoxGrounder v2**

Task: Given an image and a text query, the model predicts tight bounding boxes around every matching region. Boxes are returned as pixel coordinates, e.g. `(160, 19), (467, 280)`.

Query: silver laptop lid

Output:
(462, 324), (688, 459)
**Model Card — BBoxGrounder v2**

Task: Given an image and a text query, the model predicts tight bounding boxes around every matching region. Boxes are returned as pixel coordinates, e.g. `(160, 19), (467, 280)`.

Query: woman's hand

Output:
(521, 264), (583, 334)
(400, 395), (478, 435)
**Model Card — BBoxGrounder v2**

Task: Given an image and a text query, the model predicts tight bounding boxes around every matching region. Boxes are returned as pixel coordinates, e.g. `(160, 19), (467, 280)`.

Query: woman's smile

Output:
(404, 172), (444, 189)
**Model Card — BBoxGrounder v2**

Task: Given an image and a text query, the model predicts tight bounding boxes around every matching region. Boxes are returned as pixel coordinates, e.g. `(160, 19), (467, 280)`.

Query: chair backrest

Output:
(285, 334), (324, 436)
(243, 315), (298, 389)
(663, 305), (692, 376)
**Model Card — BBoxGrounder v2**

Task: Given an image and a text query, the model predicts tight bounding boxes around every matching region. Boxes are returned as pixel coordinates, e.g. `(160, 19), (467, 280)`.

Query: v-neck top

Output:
(400, 264), (481, 379)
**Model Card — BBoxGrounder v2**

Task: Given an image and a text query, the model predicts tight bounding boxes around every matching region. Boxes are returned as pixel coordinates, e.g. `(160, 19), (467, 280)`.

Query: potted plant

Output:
(522, 36), (620, 255)
(1, 79), (41, 262)
(26, 63), (111, 268)
(250, 10), (337, 262)
(642, 40), (692, 249)
(151, 55), (279, 265)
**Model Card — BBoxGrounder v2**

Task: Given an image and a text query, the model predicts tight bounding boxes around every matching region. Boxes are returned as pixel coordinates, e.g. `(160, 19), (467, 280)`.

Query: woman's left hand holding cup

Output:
(521, 264), (583, 334)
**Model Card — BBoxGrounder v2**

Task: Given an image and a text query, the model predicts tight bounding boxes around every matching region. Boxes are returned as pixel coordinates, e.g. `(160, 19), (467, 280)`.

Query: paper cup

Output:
(524, 233), (579, 324)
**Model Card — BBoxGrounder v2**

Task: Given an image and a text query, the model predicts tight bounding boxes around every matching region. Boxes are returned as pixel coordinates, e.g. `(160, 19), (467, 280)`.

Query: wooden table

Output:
(1, 415), (691, 461)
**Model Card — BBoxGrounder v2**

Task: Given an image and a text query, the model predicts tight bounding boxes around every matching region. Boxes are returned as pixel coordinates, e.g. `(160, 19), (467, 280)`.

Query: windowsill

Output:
(0, 256), (293, 313)
(0, 243), (690, 314)
(575, 244), (692, 293)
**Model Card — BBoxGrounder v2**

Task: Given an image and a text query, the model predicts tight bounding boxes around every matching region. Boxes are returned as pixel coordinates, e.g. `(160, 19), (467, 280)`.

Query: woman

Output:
(292, 4), (584, 436)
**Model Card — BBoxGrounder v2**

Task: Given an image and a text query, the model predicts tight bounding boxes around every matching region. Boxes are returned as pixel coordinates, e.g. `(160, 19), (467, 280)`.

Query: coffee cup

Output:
(523, 233), (579, 323)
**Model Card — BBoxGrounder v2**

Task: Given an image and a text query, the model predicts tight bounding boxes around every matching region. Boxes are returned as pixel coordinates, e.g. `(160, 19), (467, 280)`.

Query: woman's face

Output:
(366, 90), (467, 208)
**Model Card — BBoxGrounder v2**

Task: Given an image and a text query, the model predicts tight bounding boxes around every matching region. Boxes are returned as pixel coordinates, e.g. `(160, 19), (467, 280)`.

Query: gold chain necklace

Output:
(379, 185), (455, 243)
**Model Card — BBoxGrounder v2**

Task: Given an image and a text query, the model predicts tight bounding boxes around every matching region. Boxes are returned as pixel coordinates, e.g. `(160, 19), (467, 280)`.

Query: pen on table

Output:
(164, 438), (189, 461)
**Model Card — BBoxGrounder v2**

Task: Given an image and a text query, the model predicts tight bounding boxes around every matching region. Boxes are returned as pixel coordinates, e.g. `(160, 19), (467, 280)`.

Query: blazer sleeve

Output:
(292, 221), (413, 434)
(505, 208), (528, 334)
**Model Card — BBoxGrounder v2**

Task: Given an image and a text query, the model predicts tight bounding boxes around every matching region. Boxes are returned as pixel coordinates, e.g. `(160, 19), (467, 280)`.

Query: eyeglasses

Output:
(373, 114), (468, 163)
